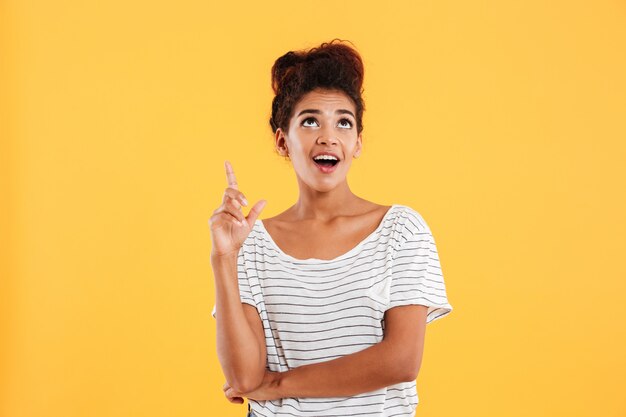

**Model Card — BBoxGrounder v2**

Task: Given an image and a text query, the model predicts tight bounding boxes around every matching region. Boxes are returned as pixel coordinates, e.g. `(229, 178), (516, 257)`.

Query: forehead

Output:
(293, 88), (355, 113)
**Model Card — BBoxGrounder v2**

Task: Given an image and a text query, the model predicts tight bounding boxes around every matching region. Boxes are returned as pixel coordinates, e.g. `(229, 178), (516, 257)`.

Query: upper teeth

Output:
(314, 155), (338, 161)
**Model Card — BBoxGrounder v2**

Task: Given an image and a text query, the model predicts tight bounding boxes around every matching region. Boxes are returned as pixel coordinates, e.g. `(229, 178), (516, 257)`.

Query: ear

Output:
(275, 128), (289, 156)
(353, 133), (363, 158)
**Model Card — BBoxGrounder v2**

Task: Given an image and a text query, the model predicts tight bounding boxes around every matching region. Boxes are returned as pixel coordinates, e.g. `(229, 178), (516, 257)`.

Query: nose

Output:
(316, 127), (338, 145)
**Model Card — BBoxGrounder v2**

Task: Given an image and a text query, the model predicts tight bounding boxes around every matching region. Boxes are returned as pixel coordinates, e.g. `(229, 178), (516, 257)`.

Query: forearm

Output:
(229, 307), (427, 402)
(274, 338), (419, 398)
(213, 254), (265, 392)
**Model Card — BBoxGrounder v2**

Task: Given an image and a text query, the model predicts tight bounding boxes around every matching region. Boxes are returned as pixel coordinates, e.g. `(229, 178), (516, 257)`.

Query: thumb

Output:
(245, 199), (267, 226)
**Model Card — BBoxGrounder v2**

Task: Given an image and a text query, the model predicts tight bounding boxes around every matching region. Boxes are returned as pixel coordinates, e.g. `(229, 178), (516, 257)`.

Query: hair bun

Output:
(271, 51), (303, 95)
(269, 39), (366, 136)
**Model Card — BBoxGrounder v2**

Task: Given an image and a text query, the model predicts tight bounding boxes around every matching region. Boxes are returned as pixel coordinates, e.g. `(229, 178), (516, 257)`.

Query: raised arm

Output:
(225, 304), (428, 400)
(211, 161), (268, 394)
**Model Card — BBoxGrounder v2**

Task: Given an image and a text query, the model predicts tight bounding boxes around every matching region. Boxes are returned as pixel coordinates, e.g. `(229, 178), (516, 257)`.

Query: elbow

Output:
(380, 339), (423, 383)
(393, 354), (422, 383)
(219, 358), (265, 394)
(228, 372), (264, 394)
(397, 364), (420, 382)
(217, 347), (266, 393)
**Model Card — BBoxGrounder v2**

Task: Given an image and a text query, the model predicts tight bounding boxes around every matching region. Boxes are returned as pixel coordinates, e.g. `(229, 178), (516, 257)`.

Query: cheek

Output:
(290, 142), (308, 158)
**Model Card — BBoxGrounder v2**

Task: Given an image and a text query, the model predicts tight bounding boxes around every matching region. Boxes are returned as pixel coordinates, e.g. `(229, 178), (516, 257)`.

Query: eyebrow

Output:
(297, 109), (355, 118)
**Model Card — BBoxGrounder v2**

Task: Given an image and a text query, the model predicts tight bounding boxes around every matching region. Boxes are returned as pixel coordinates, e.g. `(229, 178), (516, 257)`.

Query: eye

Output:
(302, 117), (319, 127)
(338, 118), (353, 129)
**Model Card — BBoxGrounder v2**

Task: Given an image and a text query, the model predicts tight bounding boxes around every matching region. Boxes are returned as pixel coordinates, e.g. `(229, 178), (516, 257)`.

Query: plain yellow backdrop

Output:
(1, 1), (625, 416)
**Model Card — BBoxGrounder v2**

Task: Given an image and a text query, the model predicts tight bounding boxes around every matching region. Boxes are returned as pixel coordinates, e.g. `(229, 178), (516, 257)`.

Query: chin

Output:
(313, 185), (338, 193)
(295, 167), (348, 193)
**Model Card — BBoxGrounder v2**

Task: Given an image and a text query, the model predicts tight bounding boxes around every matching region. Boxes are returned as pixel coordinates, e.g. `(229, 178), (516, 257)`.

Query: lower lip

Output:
(312, 160), (340, 173)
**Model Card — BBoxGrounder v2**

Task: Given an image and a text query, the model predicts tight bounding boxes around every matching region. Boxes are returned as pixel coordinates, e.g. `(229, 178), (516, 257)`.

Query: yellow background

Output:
(2, 1), (625, 416)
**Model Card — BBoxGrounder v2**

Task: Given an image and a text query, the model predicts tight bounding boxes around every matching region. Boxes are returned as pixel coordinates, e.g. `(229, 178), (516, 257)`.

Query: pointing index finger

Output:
(224, 160), (239, 190)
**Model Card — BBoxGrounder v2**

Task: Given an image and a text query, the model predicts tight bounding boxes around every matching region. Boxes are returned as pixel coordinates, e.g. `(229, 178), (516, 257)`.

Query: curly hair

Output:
(269, 39), (365, 138)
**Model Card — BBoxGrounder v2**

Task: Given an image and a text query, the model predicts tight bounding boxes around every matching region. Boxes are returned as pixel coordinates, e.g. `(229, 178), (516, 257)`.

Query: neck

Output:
(291, 179), (363, 222)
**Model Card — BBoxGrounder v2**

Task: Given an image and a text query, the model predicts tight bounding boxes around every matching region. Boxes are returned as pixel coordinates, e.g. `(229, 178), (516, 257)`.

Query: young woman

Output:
(210, 39), (453, 417)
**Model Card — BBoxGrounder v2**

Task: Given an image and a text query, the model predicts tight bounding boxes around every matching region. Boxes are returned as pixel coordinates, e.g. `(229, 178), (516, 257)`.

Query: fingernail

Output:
(241, 197), (248, 206)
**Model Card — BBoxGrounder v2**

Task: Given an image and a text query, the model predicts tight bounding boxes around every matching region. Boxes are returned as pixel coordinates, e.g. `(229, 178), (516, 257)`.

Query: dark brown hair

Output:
(269, 39), (365, 137)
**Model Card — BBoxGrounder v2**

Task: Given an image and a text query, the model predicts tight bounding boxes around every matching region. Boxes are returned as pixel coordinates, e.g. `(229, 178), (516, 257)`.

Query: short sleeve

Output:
(211, 246), (256, 319)
(389, 209), (453, 324)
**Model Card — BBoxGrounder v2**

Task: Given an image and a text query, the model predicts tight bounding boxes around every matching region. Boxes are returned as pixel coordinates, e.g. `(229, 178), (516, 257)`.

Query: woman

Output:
(210, 39), (453, 417)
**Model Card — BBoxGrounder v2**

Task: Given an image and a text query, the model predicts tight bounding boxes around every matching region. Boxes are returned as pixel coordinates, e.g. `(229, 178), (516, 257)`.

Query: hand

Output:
(223, 370), (282, 402)
(209, 160), (267, 258)
(222, 383), (244, 404)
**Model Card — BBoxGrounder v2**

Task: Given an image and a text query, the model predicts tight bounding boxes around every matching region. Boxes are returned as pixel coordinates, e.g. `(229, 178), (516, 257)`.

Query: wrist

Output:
(210, 250), (238, 264)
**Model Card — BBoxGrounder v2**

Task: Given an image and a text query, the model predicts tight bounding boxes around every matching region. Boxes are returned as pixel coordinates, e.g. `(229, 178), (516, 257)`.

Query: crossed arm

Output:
(214, 252), (429, 403)
(225, 303), (428, 401)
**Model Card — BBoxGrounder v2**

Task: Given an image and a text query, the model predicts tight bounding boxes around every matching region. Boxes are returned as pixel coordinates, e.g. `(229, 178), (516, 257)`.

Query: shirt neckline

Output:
(255, 204), (400, 264)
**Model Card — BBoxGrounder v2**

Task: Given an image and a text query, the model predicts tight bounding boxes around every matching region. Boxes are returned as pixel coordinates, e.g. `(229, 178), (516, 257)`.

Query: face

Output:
(275, 88), (362, 193)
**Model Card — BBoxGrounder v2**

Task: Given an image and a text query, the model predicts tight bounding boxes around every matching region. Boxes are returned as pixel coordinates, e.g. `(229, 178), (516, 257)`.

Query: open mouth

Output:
(312, 158), (340, 168)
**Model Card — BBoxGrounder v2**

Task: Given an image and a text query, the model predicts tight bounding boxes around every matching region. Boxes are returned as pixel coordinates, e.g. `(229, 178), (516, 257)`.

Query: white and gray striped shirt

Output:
(213, 204), (453, 416)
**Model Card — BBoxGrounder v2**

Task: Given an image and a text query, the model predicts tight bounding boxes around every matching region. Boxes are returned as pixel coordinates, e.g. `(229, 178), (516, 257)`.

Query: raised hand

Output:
(209, 161), (267, 258)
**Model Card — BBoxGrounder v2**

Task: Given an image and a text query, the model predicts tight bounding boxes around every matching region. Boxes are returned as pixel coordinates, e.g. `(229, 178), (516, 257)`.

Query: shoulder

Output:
(394, 205), (431, 232)
(388, 204), (434, 250)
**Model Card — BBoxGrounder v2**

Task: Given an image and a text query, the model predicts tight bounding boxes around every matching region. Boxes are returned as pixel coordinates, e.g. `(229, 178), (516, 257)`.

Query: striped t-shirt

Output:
(212, 204), (453, 416)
